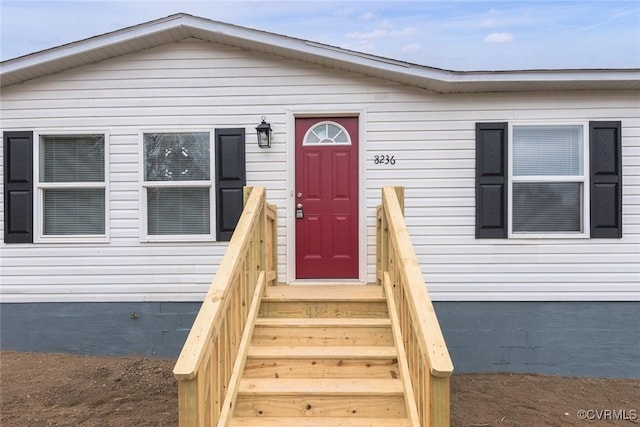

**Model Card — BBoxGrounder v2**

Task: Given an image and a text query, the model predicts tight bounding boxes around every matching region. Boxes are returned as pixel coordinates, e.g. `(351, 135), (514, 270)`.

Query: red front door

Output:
(295, 117), (359, 279)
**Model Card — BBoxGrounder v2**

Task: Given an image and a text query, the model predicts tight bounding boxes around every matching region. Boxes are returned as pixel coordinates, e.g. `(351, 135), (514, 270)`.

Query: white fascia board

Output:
(193, 23), (640, 91)
(0, 14), (187, 73)
(1, 13), (639, 91)
(215, 22), (640, 86)
(450, 69), (640, 83)
(0, 13), (453, 88)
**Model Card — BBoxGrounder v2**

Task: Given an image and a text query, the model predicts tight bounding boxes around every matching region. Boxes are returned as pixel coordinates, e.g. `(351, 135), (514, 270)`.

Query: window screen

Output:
(143, 132), (212, 236)
(513, 126), (583, 176)
(512, 125), (585, 234)
(147, 187), (210, 235)
(39, 135), (106, 236)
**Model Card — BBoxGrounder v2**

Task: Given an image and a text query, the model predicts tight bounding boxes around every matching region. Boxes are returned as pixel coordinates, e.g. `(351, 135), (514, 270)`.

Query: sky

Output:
(1, 0), (639, 71)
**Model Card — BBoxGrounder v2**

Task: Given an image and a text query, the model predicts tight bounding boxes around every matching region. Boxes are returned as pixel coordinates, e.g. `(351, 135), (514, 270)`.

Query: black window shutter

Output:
(3, 131), (34, 243)
(215, 128), (246, 241)
(590, 121), (622, 238)
(476, 123), (508, 238)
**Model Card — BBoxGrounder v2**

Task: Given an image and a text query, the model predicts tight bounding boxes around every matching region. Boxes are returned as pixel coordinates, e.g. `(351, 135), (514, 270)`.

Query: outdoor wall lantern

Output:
(256, 116), (273, 148)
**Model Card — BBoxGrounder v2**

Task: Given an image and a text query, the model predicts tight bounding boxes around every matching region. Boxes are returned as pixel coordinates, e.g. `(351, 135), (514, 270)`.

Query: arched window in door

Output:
(303, 121), (351, 145)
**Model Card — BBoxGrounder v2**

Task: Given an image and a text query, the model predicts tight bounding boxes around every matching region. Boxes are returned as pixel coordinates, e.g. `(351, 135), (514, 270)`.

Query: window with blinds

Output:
(511, 125), (586, 234)
(38, 134), (106, 237)
(142, 132), (213, 239)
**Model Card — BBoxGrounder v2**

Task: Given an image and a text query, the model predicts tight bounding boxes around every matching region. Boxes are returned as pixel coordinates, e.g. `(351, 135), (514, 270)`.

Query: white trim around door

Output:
(285, 108), (368, 284)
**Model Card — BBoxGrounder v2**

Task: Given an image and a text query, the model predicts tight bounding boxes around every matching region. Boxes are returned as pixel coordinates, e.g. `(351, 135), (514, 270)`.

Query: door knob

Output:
(296, 203), (304, 219)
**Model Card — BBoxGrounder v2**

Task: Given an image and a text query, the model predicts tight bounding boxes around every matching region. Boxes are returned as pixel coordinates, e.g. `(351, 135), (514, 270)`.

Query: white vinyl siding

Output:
(0, 39), (638, 302)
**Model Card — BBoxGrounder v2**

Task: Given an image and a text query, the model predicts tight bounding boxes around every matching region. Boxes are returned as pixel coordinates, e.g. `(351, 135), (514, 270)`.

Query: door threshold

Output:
(289, 279), (367, 286)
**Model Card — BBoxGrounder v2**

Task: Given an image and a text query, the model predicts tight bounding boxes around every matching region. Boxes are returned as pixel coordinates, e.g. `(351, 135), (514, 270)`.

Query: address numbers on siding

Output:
(373, 155), (396, 165)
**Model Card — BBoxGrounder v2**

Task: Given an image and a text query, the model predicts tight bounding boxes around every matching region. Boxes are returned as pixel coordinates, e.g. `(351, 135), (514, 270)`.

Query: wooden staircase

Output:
(229, 284), (412, 427)
(173, 187), (452, 427)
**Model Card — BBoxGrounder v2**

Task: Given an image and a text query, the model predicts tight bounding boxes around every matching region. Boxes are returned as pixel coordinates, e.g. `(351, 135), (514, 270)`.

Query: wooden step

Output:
(260, 285), (388, 318)
(251, 318), (394, 346)
(238, 378), (403, 396)
(229, 416), (411, 426)
(233, 378), (407, 418)
(244, 345), (399, 379)
(255, 318), (391, 327)
(247, 345), (398, 359)
(264, 285), (385, 301)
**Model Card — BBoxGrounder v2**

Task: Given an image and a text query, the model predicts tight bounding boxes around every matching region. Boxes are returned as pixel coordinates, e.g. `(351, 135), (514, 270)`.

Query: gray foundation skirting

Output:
(1, 301), (638, 378)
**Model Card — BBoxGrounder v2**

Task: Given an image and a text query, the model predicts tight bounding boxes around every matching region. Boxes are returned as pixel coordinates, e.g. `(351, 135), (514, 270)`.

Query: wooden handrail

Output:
(377, 186), (454, 427)
(173, 186), (277, 426)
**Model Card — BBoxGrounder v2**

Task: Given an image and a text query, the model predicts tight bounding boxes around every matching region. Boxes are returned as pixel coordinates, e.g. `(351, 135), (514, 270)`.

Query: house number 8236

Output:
(374, 155), (396, 165)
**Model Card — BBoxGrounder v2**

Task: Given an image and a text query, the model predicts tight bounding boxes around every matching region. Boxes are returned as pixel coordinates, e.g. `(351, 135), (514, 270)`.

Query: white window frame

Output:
(139, 129), (215, 242)
(508, 121), (590, 239)
(34, 131), (110, 243)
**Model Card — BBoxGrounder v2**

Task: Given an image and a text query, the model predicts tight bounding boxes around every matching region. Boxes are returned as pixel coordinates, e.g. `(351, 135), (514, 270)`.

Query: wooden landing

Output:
(228, 285), (414, 427)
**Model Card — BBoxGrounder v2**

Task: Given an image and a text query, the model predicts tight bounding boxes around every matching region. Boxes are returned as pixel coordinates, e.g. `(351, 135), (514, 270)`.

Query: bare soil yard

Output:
(1, 351), (638, 426)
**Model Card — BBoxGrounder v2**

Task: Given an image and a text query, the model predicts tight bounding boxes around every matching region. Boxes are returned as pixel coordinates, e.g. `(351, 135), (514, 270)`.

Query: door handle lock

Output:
(296, 203), (304, 219)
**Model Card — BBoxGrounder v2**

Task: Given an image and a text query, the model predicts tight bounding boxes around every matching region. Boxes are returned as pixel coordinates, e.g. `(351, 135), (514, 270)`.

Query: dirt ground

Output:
(1, 351), (638, 427)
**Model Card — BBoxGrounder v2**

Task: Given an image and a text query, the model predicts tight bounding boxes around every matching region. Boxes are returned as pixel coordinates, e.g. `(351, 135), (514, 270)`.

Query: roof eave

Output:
(2, 13), (639, 93)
